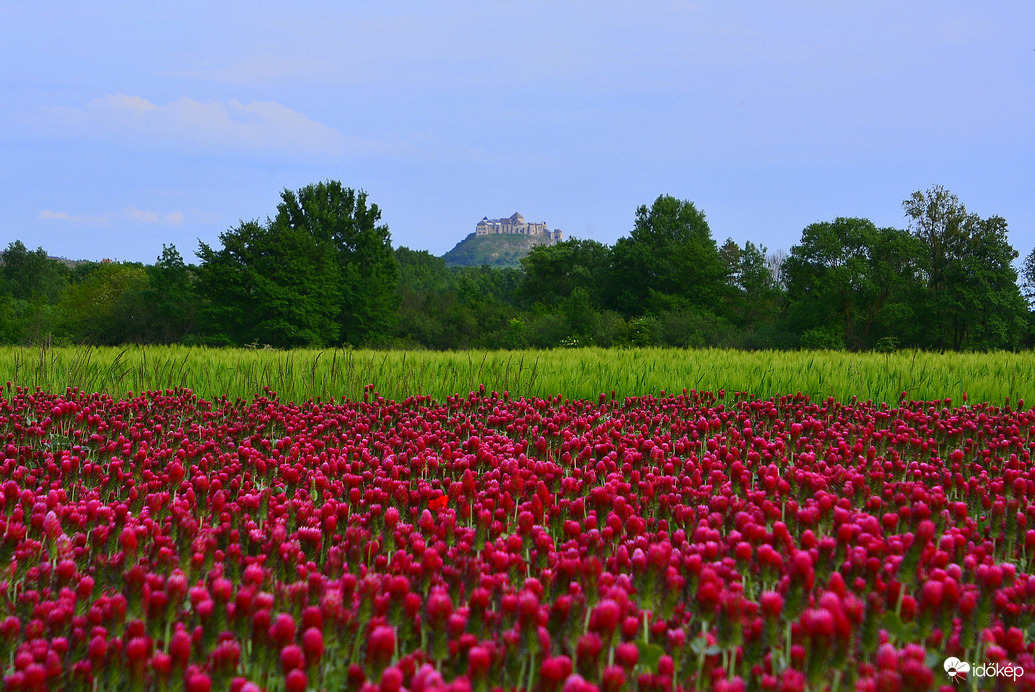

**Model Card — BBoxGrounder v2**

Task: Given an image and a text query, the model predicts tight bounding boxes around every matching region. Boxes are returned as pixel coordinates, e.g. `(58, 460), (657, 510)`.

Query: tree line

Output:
(3, 181), (1034, 351)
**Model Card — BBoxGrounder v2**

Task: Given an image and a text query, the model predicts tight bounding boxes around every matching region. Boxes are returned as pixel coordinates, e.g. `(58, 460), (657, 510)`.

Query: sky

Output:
(3, 1), (1033, 265)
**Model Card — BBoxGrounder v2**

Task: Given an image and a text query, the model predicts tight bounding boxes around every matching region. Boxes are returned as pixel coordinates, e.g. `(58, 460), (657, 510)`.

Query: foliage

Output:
(719, 239), (784, 328)
(57, 261), (149, 345)
(608, 195), (728, 317)
(2, 184), (1033, 353)
(1022, 247), (1035, 308)
(0, 240), (69, 304)
(903, 185), (1028, 350)
(196, 182), (398, 348)
(519, 238), (610, 308)
(798, 325), (846, 350)
(275, 182), (399, 345)
(782, 218), (925, 350)
(0, 242), (72, 345)
(657, 308), (739, 348)
(196, 220), (340, 348)
(138, 245), (198, 344)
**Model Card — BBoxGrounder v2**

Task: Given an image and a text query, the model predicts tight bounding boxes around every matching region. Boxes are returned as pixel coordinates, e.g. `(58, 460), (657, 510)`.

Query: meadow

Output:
(1, 345), (1033, 405)
(1, 345), (1034, 690)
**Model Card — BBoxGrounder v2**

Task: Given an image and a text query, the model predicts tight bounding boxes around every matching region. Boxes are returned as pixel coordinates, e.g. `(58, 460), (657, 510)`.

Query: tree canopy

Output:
(519, 238), (610, 308)
(783, 218), (925, 350)
(196, 182), (397, 348)
(903, 185), (1027, 350)
(608, 195), (727, 316)
(1, 184), (1031, 352)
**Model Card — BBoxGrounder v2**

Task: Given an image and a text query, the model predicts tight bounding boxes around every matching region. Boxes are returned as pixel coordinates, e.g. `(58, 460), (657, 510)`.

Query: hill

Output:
(441, 232), (555, 268)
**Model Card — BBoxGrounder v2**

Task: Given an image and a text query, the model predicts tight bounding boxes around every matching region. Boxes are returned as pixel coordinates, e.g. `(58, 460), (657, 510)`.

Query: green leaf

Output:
(880, 611), (919, 643)
(689, 635), (708, 655)
(924, 650), (944, 671)
(636, 641), (665, 672)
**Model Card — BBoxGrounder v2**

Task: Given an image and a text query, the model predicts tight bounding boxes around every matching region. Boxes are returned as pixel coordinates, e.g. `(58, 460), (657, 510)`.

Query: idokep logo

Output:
(943, 657), (969, 683)
(944, 657), (1025, 683)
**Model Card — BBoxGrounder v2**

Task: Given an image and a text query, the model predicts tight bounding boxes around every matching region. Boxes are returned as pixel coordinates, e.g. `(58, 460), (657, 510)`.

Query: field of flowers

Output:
(0, 381), (1033, 690)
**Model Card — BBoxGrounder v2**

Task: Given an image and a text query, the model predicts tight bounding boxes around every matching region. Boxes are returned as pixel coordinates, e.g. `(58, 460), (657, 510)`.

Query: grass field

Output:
(1, 344), (1032, 404)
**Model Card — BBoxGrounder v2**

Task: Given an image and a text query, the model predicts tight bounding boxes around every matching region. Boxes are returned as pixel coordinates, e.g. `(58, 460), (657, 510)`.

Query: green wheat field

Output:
(1, 345), (1032, 405)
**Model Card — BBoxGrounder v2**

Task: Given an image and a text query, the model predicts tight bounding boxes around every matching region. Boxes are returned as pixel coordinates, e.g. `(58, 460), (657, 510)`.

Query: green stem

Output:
(783, 620), (792, 672)
(694, 624), (709, 692)
(526, 650), (537, 692)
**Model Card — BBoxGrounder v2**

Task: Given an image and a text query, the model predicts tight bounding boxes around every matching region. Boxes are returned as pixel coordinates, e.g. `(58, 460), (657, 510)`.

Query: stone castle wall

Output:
(476, 212), (563, 242)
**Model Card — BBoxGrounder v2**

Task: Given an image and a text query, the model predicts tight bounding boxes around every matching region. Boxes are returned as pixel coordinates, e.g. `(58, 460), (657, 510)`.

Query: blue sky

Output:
(3, 1), (1033, 265)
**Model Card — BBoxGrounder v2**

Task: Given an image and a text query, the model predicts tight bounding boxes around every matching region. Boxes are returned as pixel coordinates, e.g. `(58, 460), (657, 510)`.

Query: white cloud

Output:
(128, 208), (160, 223)
(38, 210), (112, 224)
(39, 208), (186, 226)
(42, 94), (399, 158)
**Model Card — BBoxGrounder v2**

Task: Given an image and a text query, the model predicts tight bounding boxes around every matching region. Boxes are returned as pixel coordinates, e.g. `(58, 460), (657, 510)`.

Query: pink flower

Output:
(269, 613), (296, 647)
(367, 625), (396, 670)
(280, 645), (304, 673)
(284, 669), (307, 692)
(301, 627), (324, 665)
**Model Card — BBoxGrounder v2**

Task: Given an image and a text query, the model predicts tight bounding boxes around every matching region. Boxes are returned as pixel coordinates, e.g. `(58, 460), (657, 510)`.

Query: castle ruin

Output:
(475, 212), (563, 242)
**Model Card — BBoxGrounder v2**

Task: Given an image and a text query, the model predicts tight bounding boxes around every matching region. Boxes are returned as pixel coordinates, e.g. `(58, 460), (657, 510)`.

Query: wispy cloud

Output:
(41, 94), (401, 158)
(38, 210), (112, 225)
(39, 208), (186, 226)
(128, 208), (185, 225)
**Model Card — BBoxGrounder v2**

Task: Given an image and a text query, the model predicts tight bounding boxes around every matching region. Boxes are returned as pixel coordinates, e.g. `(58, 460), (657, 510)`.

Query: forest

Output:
(3, 181), (1034, 352)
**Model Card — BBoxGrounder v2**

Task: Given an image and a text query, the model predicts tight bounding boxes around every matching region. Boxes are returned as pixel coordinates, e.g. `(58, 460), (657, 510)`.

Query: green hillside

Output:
(442, 232), (555, 268)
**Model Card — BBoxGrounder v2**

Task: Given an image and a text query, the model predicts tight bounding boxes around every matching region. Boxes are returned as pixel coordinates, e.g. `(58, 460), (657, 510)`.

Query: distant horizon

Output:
(5, 2), (1033, 266)
(22, 192), (1034, 269)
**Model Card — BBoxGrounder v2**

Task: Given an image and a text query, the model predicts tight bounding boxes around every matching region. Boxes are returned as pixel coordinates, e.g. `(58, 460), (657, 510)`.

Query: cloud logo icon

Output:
(944, 657), (970, 682)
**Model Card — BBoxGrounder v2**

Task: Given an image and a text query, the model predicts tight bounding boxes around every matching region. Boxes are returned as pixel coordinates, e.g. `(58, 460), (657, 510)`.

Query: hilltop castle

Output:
(475, 212), (563, 242)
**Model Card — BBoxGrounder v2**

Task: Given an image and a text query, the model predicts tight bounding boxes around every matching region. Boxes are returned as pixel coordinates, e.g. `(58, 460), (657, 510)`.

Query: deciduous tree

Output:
(0, 241), (68, 304)
(903, 186), (1027, 349)
(196, 182), (398, 347)
(274, 182), (398, 345)
(608, 195), (726, 316)
(783, 218), (925, 350)
(197, 220), (340, 348)
(519, 238), (610, 308)
(58, 261), (149, 344)
(720, 239), (784, 329)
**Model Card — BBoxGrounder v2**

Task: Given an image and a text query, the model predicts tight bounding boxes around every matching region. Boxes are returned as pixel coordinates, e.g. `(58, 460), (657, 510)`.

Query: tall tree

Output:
(392, 248), (453, 348)
(196, 220), (340, 348)
(274, 182), (398, 346)
(903, 186), (1027, 349)
(720, 239), (784, 329)
(0, 241), (71, 343)
(1021, 247), (1035, 308)
(783, 218), (925, 350)
(57, 261), (149, 344)
(519, 238), (610, 308)
(139, 245), (199, 344)
(196, 182), (398, 347)
(608, 195), (726, 316)
(0, 241), (68, 304)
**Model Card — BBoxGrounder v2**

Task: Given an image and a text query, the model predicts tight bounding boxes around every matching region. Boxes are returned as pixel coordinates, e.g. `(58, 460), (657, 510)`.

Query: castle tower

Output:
(475, 212), (560, 244)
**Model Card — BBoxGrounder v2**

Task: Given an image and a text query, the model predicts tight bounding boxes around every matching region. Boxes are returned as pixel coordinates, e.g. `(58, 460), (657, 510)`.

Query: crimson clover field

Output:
(0, 347), (1033, 690)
